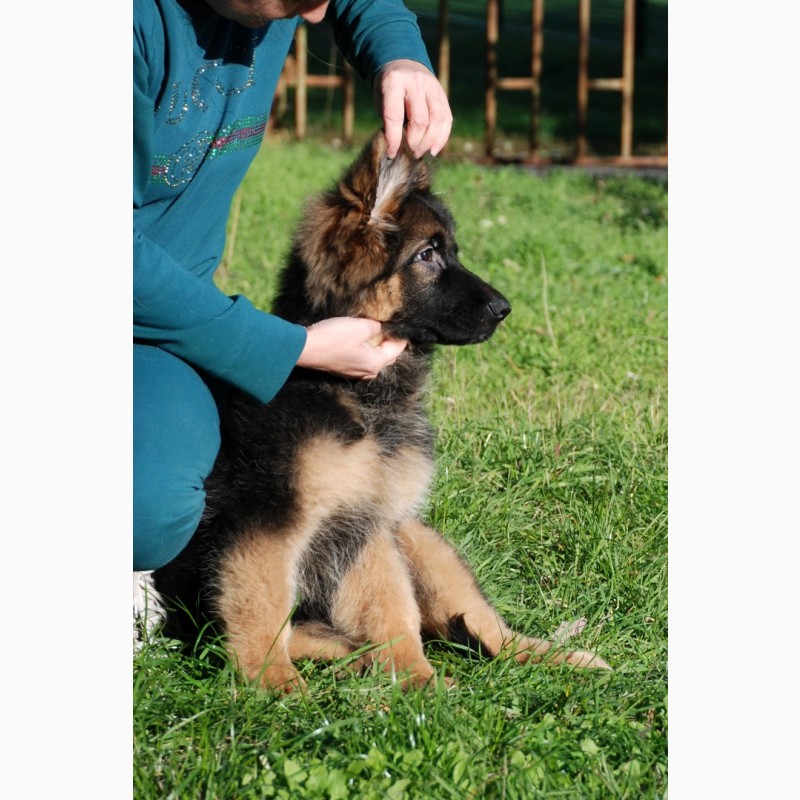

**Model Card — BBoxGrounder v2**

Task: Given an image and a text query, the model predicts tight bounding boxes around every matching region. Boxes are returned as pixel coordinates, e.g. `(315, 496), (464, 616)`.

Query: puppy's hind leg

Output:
(396, 520), (610, 670)
(288, 621), (365, 680)
(288, 621), (358, 661)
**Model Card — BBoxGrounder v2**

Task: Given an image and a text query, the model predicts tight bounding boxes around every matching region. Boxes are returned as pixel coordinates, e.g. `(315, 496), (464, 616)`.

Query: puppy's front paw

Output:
(240, 658), (307, 693)
(260, 662), (308, 693)
(397, 669), (455, 692)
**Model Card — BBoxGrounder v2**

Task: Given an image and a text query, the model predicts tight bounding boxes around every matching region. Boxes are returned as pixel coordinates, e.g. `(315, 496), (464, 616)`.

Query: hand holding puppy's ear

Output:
(374, 59), (453, 158)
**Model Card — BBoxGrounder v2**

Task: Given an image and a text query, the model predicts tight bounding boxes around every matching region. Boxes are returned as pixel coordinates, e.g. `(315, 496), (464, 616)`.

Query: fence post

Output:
(576, 0), (637, 163)
(485, 0), (499, 158)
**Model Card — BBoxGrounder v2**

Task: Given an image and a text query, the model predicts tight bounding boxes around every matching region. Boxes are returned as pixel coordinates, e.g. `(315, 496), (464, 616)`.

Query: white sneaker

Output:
(133, 570), (166, 646)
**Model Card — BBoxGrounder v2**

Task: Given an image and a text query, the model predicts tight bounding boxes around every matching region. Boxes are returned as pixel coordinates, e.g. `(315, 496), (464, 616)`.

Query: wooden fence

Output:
(274, 1), (667, 167)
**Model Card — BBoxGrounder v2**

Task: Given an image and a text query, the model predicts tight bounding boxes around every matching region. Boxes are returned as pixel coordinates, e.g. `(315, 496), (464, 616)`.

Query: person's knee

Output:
(134, 483), (206, 570)
(133, 346), (222, 570)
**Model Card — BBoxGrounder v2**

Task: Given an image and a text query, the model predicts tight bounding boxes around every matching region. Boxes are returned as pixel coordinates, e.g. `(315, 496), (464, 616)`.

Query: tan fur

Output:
(216, 532), (308, 692)
(361, 273), (405, 322)
(217, 433), (440, 689)
(214, 434), (388, 689)
(378, 446), (434, 522)
(330, 529), (436, 688)
(295, 435), (385, 520)
(296, 201), (391, 313)
(287, 622), (357, 661)
(295, 435), (432, 529)
(395, 520), (611, 670)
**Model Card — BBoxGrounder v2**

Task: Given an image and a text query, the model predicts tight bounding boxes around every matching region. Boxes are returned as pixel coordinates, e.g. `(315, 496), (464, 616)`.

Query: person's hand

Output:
(374, 59), (453, 158)
(296, 317), (408, 380)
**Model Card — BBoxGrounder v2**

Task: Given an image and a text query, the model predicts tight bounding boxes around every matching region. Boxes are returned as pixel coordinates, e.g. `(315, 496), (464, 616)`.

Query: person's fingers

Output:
(380, 83), (406, 158)
(403, 90), (431, 157)
(375, 60), (453, 159)
(357, 336), (408, 380)
(405, 84), (452, 158)
(352, 317), (383, 340)
(375, 337), (408, 361)
(428, 103), (453, 157)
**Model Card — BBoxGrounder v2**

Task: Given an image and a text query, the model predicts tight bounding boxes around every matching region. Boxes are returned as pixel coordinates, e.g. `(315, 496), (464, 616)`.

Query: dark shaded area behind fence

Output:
(274, 0), (667, 165)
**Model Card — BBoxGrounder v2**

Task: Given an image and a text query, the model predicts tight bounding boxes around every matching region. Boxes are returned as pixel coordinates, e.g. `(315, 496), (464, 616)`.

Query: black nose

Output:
(488, 296), (511, 320)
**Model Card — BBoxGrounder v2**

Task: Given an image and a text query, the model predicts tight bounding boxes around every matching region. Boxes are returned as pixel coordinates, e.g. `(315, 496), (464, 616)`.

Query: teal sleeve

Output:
(133, 13), (155, 210)
(134, 228), (307, 404)
(133, 24), (306, 404)
(326, 0), (434, 85)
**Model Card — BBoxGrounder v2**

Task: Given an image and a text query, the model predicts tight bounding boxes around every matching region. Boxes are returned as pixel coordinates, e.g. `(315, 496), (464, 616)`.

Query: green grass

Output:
(134, 140), (667, 798)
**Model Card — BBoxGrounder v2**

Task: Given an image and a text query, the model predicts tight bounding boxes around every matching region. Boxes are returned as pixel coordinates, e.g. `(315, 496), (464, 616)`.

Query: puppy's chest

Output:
(294, 393), (435, 525)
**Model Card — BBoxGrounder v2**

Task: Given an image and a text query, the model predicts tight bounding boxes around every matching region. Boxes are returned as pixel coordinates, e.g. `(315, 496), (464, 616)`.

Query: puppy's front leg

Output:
(331, 528), (439, 688)
(396, 519), (610, 670)
(216, 530), (306, 692)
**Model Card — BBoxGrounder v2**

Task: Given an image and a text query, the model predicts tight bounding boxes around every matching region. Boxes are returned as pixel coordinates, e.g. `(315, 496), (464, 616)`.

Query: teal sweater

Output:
(133, 0), (432, 403)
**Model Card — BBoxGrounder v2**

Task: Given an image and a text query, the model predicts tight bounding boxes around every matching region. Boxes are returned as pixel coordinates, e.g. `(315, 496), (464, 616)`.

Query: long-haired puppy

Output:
(154, 132), (610, 691)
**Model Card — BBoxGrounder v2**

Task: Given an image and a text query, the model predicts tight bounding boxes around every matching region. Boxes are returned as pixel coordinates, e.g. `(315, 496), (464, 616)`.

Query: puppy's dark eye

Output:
(419, 248), (435, 262)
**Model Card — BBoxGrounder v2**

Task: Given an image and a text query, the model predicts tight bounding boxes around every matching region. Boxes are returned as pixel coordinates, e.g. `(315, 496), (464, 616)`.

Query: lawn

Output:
(133, 138), (668, 798)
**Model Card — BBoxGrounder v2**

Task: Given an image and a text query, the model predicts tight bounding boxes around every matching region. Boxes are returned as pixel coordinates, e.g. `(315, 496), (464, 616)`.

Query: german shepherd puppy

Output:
(154, 132), (609, 691)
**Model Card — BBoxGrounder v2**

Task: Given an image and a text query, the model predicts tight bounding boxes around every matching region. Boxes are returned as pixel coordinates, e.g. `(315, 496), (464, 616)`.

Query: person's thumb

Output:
(375, 337), (408, 361)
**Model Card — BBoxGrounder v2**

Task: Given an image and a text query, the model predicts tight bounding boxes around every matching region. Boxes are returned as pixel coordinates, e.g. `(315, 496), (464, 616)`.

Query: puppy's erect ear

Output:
(371, 146), (432, 227)
(342, 131), (432, 228)
(292, 131), (432, 316)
